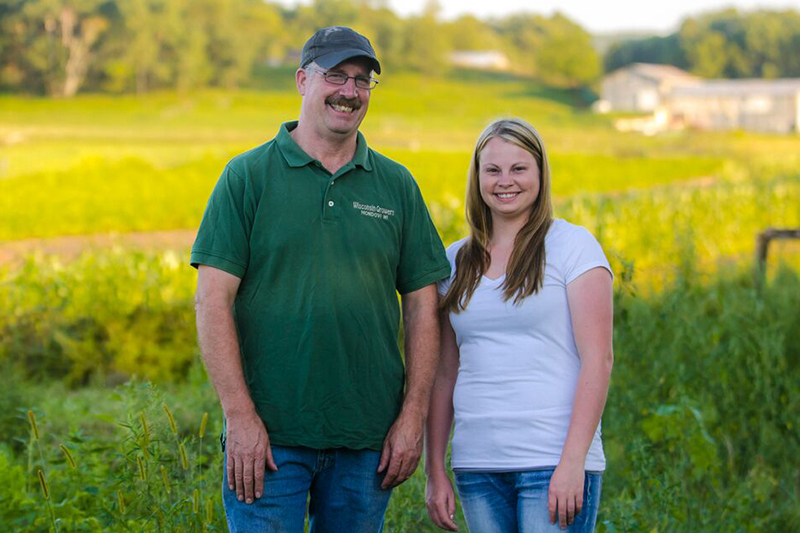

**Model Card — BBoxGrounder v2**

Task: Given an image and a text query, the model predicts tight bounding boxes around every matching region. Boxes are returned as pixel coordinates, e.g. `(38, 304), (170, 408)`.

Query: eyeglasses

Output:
(306, 67), (379, 90)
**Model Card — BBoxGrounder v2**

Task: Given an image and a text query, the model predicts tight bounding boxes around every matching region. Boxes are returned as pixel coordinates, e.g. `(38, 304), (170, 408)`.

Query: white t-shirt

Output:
(438, 219), (612, 472)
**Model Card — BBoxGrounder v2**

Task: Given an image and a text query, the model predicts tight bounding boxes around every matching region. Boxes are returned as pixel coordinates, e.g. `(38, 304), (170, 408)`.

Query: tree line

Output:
(0, 0), (600, 96)
(2, 1), (799, 97)
(605, 9), (800, 78)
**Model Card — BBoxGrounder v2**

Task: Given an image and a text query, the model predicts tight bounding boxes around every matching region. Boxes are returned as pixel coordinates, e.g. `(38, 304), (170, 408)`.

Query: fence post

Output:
(755, 228), (800, 285)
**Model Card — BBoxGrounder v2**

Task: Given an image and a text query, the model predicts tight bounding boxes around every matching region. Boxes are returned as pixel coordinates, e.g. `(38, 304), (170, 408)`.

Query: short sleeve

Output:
(437, 238), (467, 297)
(190, 165), (254, 278)
(395, 174), (451, 294)
(437, 274), (452, 297)
(562, 226), (613, 285)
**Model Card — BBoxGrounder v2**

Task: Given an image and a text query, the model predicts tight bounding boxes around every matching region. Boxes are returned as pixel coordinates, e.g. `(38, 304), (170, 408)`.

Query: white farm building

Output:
(449, 51), (510, 71)
(600, 63), (700, 112)
(599, 63), (800, 134)
(667, 79), (800, 134)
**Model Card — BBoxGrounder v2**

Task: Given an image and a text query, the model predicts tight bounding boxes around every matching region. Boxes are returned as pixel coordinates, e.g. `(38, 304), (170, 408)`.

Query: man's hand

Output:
(377, 409), (424, 489)
(225, 409), (278, 504)
(197, 265), (278, 504)
(379, 283), (439, 490)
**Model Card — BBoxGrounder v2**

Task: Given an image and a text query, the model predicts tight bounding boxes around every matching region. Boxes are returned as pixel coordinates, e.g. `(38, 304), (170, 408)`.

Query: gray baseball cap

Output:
(300, 26), (381, 75)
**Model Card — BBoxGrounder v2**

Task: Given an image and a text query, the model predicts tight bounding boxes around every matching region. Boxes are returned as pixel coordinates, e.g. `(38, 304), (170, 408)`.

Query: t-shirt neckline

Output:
(481, 273), (505, 284)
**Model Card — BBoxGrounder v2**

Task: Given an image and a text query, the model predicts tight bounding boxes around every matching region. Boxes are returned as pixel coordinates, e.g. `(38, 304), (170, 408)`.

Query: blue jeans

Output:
(222, 445), (392, 533)
(454, 469), (602, 533)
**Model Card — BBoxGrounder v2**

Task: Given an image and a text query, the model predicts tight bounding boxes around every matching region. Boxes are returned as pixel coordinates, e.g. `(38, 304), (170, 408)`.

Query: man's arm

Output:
(195, 265), (277, 504)
(378, 283), (440, 489)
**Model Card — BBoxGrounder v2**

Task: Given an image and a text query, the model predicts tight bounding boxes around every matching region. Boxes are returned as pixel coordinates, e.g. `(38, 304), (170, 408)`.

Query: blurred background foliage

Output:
(3, 0), (800, 98)
(604, 8), (800, 78)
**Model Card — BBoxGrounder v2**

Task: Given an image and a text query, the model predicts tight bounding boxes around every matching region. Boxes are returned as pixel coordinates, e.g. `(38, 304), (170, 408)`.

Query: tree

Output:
(604, 34), (687, 73)
(8, 0), (796, 94)
(347, 3), (406, 73)
(1, 0), (111, 96)
(678, 8), (800, 78)
(492, 14), (545, 76)
(685, 31), (727, 77)
(402, 1), (450, 75)
(292, 0), (361, 37)
(445, 15), (500, 51)
(603, 8), (800, 79)
(534, 13), (600, 88)
(112, 0), (182, 93)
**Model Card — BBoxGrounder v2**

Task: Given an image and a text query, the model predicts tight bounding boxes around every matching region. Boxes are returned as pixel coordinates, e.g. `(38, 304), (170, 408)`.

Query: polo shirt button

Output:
(328, 200), (334, 207)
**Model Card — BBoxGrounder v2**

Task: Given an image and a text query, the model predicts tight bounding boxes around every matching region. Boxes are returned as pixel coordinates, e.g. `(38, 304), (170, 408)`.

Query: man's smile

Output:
(326, 96), (360, 115)
(329, 103), (355, 113)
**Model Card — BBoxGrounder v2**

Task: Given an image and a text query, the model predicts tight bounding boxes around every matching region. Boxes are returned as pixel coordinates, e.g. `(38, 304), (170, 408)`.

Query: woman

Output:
(425, 118), (614, 533)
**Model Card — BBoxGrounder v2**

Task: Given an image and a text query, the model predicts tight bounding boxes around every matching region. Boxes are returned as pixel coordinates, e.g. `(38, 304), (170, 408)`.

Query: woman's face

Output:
(478, 137), (540, 224)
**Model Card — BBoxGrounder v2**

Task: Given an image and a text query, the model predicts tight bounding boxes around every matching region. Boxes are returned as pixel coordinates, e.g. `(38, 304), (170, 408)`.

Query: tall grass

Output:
(0, 250), (196, 385)
(600, 263), (800, 532)
(2, 261), (799, 531)
(1, 379), (224, 532)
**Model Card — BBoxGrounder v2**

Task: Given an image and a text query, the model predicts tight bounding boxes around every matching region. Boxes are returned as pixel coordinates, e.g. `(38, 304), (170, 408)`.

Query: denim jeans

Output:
(454, 469), (602, 533)
(222, 445), (392, 533)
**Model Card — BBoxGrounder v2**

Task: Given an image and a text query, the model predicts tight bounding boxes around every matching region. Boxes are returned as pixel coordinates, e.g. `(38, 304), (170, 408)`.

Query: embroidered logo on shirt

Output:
(353, 201), (395, 220)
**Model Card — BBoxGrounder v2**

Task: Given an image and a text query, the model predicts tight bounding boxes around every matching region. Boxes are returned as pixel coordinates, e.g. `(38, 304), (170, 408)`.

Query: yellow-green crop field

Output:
(1, 70), (799, 531)
(3, 71), (799, 278)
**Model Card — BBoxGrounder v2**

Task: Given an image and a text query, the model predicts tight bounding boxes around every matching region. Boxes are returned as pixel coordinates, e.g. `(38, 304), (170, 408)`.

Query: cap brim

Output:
(314, 49), (381, 75)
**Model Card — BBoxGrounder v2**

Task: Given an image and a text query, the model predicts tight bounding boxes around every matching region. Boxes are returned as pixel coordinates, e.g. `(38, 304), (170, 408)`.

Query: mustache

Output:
(326, 95), (361, 110)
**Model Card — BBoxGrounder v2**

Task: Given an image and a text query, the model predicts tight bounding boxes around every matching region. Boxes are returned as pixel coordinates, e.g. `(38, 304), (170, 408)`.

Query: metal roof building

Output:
(667, 79), (800, 133)
(600, 63), (700, 112)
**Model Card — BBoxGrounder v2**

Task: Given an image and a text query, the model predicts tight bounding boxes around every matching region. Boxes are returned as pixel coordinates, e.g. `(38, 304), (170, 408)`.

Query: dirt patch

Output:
(0, 229), (197, 267)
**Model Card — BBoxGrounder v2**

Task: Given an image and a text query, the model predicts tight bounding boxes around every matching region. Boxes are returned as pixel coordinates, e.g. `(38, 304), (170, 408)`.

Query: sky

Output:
(274, 0), (800, 33)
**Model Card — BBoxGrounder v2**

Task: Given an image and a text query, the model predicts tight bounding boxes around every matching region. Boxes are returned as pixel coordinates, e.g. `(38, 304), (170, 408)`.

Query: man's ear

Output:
(296, 68), (307, 96)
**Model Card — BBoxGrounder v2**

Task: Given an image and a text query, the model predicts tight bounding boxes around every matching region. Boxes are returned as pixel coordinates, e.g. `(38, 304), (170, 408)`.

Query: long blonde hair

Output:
(440, 118), (554, 313)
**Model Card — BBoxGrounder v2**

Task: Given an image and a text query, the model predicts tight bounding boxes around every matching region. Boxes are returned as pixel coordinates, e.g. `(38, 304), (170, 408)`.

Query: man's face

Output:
(297, 57), (373, 142)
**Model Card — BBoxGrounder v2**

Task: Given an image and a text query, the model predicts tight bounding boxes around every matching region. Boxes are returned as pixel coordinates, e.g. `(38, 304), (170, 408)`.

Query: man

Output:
(191, 26), (450, 532)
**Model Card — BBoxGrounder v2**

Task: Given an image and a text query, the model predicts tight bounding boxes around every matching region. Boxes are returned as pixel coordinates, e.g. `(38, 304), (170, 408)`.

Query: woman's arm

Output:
(425, 312), (461, 531)
(549, 266), (614, 529)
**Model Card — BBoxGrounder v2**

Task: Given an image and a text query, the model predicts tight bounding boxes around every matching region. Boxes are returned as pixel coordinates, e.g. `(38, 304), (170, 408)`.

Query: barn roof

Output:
(671, 78), (800, 97)
(607, 63), (699, 84)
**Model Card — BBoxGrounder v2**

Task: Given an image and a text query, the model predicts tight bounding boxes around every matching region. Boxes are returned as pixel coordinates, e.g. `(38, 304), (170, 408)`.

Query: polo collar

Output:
(276, 121), (373, 172)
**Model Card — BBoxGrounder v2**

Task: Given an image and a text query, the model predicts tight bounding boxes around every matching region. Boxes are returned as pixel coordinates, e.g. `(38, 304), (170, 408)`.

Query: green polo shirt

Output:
(191, 122), (450, 450)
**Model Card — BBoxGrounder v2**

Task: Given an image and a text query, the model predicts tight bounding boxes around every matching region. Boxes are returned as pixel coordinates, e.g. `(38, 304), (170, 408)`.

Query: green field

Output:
(2, 71), (798, 276)
(2, 71), (800, 531)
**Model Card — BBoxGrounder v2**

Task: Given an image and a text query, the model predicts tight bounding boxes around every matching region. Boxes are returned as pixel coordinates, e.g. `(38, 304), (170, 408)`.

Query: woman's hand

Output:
(426, 470), (459, 531)
(548, 460), (585, 529)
